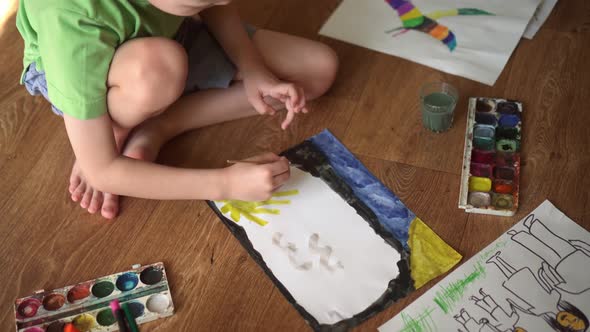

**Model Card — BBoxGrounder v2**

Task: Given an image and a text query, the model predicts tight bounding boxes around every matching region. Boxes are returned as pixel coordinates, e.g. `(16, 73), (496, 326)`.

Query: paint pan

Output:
(494, 166), (516, 181)
(459, 98), (522, 216)
(472, 125), (496, 150)
(496, 126), (519, 140)
(475, 112), (497, 126)
(14, 262), (174, 332)
(470, 163), (493, 178)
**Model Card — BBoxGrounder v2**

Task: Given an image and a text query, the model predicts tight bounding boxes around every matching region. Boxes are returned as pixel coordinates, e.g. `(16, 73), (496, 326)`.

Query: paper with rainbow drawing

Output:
(320, 0), (540, 85)
(208, 130), (462, 331)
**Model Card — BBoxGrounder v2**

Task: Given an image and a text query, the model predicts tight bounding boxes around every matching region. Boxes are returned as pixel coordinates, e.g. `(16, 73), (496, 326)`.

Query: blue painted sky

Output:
(310, 130), (415, 248)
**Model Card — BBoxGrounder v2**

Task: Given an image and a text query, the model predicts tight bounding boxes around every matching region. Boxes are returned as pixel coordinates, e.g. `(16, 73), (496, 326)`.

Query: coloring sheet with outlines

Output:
(523, 0), (558, 39)
(380, 200), (590, 332)
(320, 0), (540, 85)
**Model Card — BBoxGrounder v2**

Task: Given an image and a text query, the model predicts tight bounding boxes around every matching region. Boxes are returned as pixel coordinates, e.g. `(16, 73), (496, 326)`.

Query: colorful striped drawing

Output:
(385, 0), (494, 51)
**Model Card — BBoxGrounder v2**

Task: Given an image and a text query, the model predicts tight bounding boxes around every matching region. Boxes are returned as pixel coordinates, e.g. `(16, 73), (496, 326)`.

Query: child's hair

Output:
(544, 301), (589, 332)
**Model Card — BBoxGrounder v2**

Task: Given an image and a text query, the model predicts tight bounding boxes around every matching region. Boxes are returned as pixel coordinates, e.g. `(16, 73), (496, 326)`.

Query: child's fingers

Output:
(281, 85), (306, 114)
(275, 94), (289, 104)
(293, 86), (305, 111)
(250, 93), (277, 116)
(266, 157), (290, 176)
(243, 152), (281, 164)
(281, 109), (296, 130)
(295, 86), (306, 112)
(272, 170), (291, 188)
(270, 83), (301, 110)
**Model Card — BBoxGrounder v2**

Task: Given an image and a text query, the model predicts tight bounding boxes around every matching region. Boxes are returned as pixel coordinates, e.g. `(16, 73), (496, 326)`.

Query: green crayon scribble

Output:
(428, 241), (506, 314)
(433, 262), (486, 314)
(399, 307), (436, 332)
(479, 240), (508, 261)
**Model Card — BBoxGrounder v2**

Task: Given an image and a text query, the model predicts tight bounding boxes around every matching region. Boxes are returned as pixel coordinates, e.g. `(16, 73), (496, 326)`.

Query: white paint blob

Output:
(146, 294), (170, 313)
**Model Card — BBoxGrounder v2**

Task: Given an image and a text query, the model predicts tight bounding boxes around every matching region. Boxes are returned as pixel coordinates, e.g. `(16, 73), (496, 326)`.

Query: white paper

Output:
(523, 0), (558, 39)
(215, 168), (401, 325)
(320, 0), (540, 85)
(380, 200), (590, 332)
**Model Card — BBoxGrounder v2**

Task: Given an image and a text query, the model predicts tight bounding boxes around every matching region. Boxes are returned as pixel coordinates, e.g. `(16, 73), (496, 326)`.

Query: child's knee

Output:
(122, 38), (188, 110)
(320, 45), (339, 82)
(309, 44), (339, 99)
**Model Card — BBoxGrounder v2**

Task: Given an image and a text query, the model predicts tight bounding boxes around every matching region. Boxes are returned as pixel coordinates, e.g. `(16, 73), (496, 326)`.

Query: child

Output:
(17, 0), (338, 219)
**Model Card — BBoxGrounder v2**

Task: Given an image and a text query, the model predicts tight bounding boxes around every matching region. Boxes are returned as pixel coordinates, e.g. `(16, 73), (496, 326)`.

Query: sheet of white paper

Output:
(523, 0), (558, 39)
(320, 0), (540, 85)
(379, 200), (590, 332)
(215, 168), (401, 325)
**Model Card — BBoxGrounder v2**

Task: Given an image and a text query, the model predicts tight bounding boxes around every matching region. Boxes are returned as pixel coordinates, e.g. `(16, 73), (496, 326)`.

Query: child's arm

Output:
(64, 113), (290, 201)
(200, 5), (307, 130)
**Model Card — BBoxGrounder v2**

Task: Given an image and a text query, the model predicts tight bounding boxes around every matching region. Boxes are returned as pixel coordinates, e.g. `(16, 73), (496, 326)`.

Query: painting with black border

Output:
(207, 130), (462, 331)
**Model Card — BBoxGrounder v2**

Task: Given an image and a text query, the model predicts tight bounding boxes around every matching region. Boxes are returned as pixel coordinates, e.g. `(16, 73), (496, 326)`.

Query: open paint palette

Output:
(14, 263), (174, 331)
(459, 97), (522, 216)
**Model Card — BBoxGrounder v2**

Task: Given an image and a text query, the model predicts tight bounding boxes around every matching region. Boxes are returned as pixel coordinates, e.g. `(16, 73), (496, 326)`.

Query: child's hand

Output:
(243, 68), (308, 130)
(222, 153), (291, 201)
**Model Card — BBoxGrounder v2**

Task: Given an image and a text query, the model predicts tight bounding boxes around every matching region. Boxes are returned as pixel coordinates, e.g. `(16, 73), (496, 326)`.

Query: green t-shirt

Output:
(16, 0), (184, 119)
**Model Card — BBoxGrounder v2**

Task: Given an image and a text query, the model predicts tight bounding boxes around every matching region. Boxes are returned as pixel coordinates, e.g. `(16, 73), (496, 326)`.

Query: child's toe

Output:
(80, 186), (93, 209)
(69, 163), (82, 193)
(88, 190), (103, 214)
(71, 182), (86, 202)
(69, 175), (81, 193)
(101, 193), (119, 220)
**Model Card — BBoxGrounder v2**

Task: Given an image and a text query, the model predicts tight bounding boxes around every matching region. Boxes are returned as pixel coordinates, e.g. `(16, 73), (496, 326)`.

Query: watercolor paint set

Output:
(14, 263), (174, 332)
(458, 98), (522, 216)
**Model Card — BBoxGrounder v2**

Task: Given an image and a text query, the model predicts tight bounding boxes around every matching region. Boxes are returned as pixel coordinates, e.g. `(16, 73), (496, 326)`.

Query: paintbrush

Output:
(121, 302), (140, 332)
(226, 159), (302, 168)
(110, 300), (130, 332)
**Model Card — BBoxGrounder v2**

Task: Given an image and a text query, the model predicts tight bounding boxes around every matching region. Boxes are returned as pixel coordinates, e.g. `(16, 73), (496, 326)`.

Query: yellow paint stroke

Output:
(217, 190), (299, 226)
(427, 9), (459, 20)
(408, 217), (462, 289)
(271, 190), (300, 197)
(400, 8), (423, 21)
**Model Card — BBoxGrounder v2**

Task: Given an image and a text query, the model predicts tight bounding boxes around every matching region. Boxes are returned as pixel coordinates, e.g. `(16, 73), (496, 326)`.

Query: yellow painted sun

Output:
(217, 190), (299, 226)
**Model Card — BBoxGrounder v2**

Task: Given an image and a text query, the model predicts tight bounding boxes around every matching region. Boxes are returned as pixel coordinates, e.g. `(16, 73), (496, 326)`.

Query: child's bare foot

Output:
(68, 121), (169, 219)
(68, 125), (131, 219)
(69, 162), (120, 218)
(121, 122), (168, 163)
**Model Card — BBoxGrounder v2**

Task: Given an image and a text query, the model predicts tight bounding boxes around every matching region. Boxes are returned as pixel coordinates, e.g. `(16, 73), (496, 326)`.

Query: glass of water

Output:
(420, 82), (459, 133)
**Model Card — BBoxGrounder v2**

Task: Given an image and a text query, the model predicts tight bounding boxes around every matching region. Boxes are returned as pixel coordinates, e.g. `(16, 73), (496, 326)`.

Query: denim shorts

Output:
(23, 20), (257, 116)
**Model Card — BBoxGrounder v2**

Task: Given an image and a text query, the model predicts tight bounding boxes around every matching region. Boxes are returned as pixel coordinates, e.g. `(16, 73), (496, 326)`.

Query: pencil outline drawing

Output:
(507, 214), (590, 295)
(486, 251), (589, 332)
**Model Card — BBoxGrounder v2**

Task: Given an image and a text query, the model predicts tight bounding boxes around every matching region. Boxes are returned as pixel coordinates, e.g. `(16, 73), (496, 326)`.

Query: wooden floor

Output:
(1, 0), (589, 331)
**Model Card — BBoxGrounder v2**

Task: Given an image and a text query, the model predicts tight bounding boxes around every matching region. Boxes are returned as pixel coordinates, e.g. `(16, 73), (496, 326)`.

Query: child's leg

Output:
(123, 30), (338, 158)
(71, 30), (337, 219)
(69, 37), (189, 218)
